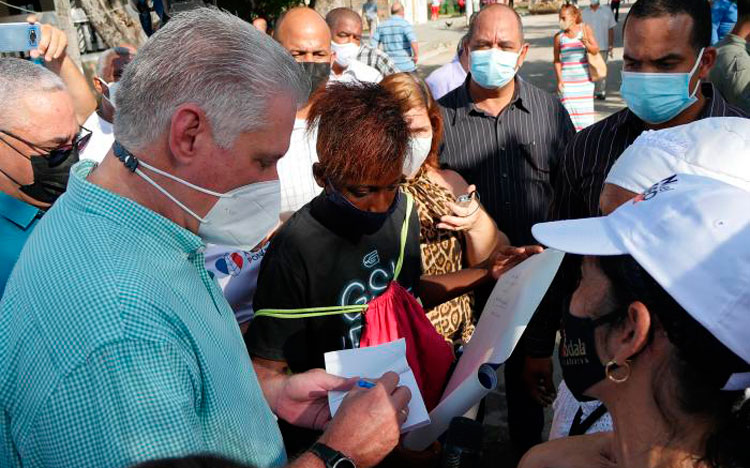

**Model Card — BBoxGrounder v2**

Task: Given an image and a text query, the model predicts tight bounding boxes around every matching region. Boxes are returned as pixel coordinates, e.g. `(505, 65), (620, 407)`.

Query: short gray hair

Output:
(114, 8), (309, 151)
(0, 58), (66, 129)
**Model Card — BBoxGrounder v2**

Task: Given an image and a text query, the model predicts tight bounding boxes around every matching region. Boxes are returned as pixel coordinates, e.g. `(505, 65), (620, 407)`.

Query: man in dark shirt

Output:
(530, 0), (748, 438)
(437, 4), (575, 460)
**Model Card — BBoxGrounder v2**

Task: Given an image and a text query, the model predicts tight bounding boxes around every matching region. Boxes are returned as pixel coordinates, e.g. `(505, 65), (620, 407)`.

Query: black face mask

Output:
(18, 149), (79, 204)
(0, 142), (79, 205)
(300, 61), (331, 94)
(559, 304), (623, 402)
(325, 183), (400, 234)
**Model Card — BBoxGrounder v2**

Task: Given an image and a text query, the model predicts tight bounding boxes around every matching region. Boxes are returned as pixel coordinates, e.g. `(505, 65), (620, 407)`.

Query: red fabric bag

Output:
(360, 281), (454, 411)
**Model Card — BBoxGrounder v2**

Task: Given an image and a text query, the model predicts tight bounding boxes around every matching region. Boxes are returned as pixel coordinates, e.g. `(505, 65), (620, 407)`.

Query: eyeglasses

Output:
(0, 127), (92, 167)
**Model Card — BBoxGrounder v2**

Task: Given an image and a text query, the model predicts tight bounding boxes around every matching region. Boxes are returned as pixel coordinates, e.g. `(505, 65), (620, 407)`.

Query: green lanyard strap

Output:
(254, 192), (414, 320)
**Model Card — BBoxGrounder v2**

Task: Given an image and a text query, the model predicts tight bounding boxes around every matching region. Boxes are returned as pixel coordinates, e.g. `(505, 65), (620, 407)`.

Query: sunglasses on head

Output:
(0, 127), (92, 167)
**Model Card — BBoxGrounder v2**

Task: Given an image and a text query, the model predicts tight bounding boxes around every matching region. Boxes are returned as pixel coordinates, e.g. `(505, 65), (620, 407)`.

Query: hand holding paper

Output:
(325, 339), (430, 432)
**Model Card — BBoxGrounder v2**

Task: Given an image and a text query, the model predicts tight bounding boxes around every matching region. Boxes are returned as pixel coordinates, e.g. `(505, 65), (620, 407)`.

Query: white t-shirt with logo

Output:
(80, 112), (114, 163)
(205, 242), (269, 325)
(581, 6), (616, 50)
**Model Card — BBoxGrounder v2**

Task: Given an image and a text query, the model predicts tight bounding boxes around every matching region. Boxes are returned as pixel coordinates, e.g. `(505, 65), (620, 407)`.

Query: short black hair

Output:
(624, 0), (711, 51)
(467, 4), (524, 45)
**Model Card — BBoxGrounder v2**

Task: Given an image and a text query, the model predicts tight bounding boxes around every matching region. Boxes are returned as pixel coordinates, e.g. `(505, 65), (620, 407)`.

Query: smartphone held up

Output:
(0, 22), (41, 53)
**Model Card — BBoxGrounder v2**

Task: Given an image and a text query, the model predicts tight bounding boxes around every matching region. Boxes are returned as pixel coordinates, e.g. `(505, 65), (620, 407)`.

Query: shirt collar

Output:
(615, 82), (724, 129)
(65, 160), (204, 254)
(721, 34), (750, 50)
(454, 75), (530, 124)
(0, 191), (41, 229)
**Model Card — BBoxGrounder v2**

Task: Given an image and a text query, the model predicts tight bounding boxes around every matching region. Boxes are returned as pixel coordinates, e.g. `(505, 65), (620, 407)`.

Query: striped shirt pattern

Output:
(558, 31), (595, 131)
(0, 161), (286, 468)
(526, 83), (749, 358)
(438, 77), (576, 246)
(357, 42), (400, 76)
(371, 16), (417, 72)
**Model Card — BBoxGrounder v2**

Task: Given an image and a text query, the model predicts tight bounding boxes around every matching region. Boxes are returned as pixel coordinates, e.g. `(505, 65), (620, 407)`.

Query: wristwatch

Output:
(309, 442), (357, 468)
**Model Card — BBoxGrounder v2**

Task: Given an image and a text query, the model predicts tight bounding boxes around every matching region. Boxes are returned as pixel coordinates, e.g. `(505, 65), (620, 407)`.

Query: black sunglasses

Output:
(0, 127), (92, 167)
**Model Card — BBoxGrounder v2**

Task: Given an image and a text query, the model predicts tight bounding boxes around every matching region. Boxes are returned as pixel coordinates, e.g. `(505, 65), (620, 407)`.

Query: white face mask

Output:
(331, 41), (360, 68)
(403, 135), (433, 178)
(97, 77), (119, 107)
(117, 144), (280, 250)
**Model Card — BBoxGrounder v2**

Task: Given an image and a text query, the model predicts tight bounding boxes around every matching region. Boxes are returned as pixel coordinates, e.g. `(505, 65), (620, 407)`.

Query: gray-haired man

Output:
(0, 9), (409, 468)
(0, 20), (96, 294)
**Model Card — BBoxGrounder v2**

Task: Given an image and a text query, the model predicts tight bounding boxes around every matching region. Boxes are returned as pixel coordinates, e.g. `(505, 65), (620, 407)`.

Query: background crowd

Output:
(1, 0), (750, 468)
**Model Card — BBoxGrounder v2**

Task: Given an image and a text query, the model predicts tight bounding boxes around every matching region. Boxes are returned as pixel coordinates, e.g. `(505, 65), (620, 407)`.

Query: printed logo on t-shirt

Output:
(363, 250), (380, 268)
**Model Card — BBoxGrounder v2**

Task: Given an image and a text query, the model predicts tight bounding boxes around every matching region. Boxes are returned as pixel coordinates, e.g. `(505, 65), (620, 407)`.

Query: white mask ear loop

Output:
(133, 165), (211, 224)
(113, 141), (229, 224)
(688, 47), (705, 97)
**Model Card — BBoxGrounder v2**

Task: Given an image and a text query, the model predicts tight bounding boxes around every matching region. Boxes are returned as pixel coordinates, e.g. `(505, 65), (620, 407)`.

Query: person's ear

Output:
(697, 47), (717, 80)
(516, 43), (530, 69)
(610, 301), (651, 365)
(168, 103), (209, 166)
(312, 162), (326, 188)
(92, 77), (104, 95)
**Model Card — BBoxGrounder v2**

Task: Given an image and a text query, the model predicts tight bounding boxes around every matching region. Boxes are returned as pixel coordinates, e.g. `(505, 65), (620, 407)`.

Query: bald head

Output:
(391, 2), (404, 15)
(468, 4), (524, 45)
(275, 7), (333, 62)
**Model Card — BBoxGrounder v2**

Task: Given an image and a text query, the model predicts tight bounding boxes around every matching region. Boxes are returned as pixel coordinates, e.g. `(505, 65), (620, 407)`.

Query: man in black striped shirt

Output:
(529, 0), (748, 434)
(437, 4), (575, 460)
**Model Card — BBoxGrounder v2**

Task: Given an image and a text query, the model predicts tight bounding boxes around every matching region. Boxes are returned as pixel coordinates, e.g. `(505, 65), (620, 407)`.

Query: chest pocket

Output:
(519, 141), (552, 183)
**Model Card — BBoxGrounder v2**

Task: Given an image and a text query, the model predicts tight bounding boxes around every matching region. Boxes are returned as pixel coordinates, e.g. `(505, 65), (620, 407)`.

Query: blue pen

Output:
(357, 379), (375, 389)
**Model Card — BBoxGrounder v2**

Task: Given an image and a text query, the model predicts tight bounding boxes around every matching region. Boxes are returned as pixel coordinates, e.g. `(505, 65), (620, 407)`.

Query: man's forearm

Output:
(287, 452), (326, 468)
(48, 56), (97, 125)
(608, 29), (614, 51)
(411, 42), (419, 60)
(251, 356), (290, 414)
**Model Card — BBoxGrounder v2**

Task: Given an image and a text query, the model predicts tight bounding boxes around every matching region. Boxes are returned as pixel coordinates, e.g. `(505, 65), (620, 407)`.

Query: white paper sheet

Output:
(443, 249), (565, 398)
(403, 249), (565, 450)
(324, 339), (430, 433)
(403, 364), (497, 451)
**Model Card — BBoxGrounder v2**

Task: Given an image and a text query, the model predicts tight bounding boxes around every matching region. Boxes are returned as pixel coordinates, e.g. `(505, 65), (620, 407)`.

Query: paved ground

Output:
(378, 4), (632, 466)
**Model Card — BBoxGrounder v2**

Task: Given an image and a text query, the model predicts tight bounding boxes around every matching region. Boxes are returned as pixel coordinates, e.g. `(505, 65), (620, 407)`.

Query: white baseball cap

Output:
(605, 117), (750, 194)
(532, 174), (750, 386)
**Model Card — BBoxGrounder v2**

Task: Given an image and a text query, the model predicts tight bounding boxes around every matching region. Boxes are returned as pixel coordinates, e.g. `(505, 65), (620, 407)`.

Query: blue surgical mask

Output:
(469, 48), (520, 89)
(620, 48), (705, 125)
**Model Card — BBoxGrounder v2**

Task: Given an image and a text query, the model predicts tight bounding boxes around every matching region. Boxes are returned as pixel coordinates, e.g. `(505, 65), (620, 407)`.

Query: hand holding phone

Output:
(0, 22), (41, 53)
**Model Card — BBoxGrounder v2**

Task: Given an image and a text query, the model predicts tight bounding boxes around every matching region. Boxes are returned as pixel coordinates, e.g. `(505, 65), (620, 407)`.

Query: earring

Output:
(605, 359), (631, 383)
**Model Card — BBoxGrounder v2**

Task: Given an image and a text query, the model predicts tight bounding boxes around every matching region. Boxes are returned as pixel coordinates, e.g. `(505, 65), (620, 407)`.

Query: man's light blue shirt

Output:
(0, 160), (286, 468)
(371, 16), (417, 72)
(0, 191), (41, 295)
(425, 55), (467, 100)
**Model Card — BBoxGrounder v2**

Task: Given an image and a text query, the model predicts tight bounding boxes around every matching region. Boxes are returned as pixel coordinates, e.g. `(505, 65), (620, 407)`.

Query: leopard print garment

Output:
(402, 169), (475, 345)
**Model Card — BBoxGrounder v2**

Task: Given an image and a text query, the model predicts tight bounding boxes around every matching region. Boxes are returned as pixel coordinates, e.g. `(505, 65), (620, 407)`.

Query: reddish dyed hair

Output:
(379, 73), (443, 170)
(560, 4), (583, 24)
(307, 82), (409, 186)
